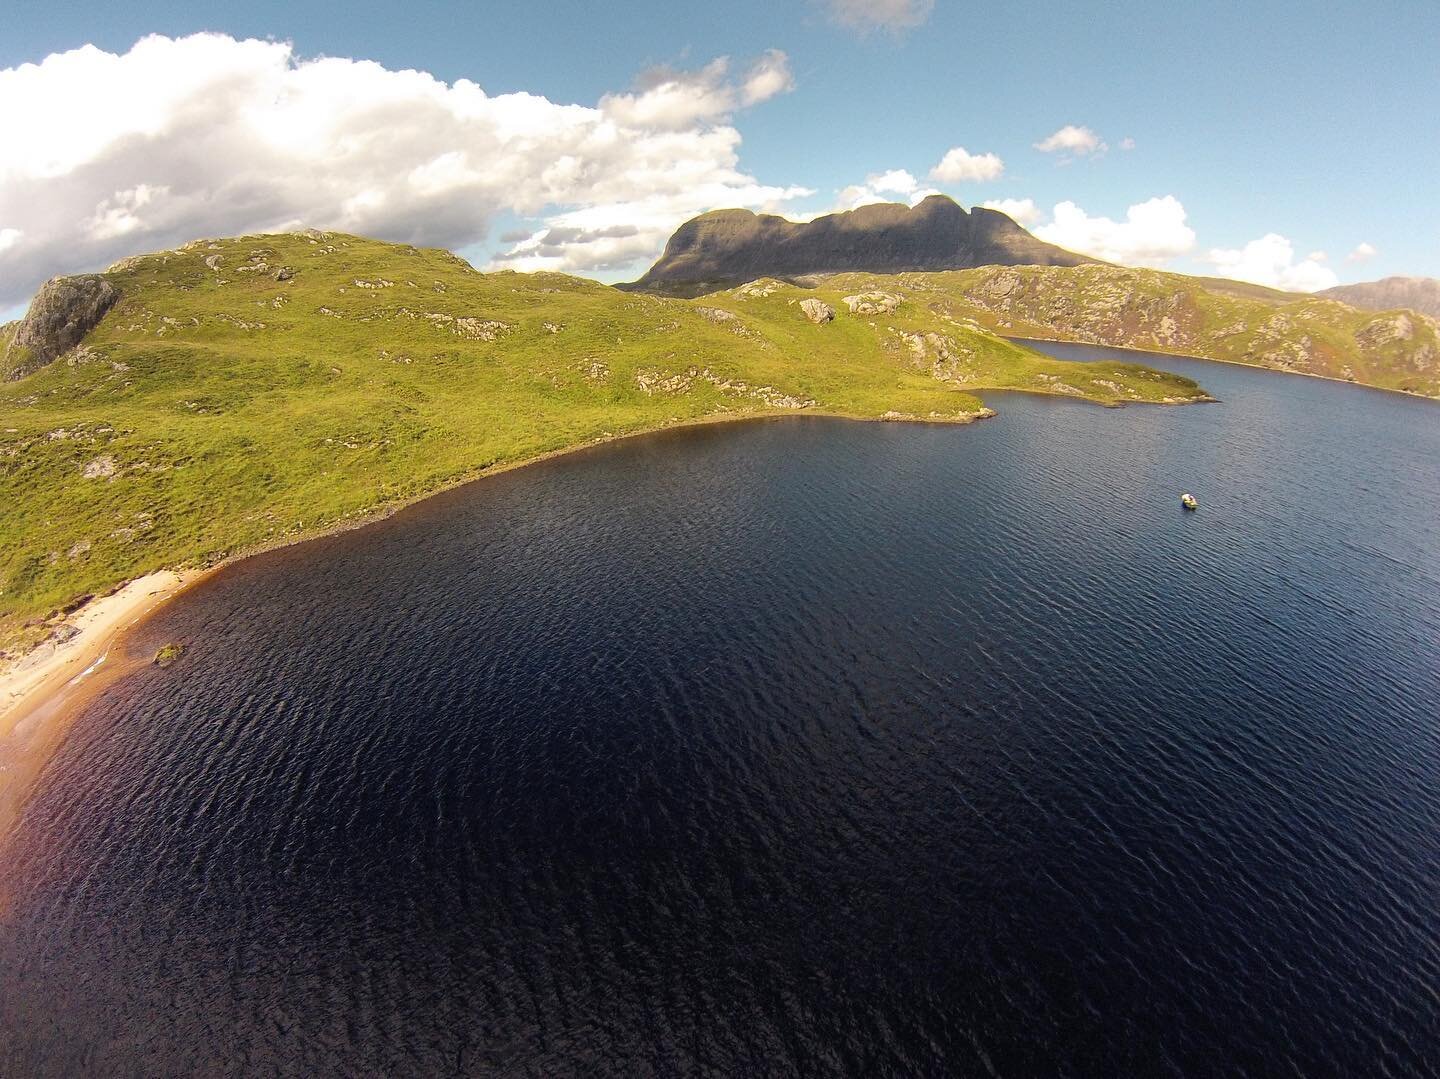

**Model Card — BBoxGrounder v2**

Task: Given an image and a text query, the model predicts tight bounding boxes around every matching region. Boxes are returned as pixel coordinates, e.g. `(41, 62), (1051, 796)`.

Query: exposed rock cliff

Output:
(3, 275), (120, 380)
(626, 195), (1095, 295)
(1318, 276), (1440, 319)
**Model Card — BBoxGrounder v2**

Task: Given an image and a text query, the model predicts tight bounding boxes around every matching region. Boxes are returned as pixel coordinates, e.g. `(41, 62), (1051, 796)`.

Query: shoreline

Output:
(0, 382), (1215, 752)
(0, 569), (209, 741)
(0, 404), (1005, 837)
(0, 568), (215, 846)
(1002, 334), (1440, 402)
(0, 371), (1224, 841)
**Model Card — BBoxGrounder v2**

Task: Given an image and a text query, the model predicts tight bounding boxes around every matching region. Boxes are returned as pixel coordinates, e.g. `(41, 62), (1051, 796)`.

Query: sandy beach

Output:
(0, 570), (204, 741)
(0, 569), (212, 843)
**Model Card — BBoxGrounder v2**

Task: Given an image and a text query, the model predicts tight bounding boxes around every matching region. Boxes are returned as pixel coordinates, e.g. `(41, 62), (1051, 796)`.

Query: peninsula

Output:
(0, 228), (1207, 691)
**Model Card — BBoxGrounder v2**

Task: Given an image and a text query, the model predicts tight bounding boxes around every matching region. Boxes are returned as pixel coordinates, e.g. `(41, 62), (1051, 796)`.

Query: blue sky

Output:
(2, 0), (1437, 314)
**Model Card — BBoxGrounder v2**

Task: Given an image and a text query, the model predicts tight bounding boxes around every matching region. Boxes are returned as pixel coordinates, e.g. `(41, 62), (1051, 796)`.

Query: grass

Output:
(0, 231), (1209, 655)
(871, 265), (1440, 397)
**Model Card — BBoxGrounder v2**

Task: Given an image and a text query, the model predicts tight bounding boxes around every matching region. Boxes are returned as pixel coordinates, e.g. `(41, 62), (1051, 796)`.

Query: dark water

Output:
(3, 345), (1438, 1076)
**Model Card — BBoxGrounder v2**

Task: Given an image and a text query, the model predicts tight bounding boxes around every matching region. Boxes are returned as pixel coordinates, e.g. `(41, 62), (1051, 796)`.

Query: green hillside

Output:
(0, 231), (1207, 655)
(833, 265), (1440, 397)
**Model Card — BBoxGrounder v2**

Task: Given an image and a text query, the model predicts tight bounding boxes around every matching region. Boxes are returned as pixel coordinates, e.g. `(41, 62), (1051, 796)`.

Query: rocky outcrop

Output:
(799, 298), (834, 324)
(843, 292), (901, 316)
(81, 455), (117, 479)
(898, 330), (976, 382)
(954, 266), (1206, 353)
(626, 195), (1095, 294)
(1319, 276), (1440, 319)
(3, 275), (120, 380)
(1356, 312), (1415, 347)
(633, 365), (815, 409)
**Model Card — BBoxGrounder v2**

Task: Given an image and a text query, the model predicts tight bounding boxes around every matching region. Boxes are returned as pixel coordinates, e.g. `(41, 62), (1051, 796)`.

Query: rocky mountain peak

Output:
(626, 195), (1094, 295)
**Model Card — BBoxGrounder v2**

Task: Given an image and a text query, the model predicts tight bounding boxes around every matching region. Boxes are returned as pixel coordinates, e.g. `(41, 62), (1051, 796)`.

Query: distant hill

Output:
(1319, 277), (1440, 319)
(623, 195), (1439, 398)
(889, 263), (1440, 398)
(625, 195), (1094, 294)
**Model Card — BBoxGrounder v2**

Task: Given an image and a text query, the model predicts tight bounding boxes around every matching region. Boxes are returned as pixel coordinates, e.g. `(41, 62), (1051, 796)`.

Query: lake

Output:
(2, 344), (1437, 1075)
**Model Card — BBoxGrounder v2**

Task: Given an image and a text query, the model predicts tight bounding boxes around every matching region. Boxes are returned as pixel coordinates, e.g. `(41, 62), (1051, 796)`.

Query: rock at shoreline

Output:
(153, 642), (187, 668)
(4, 274), (120, 380)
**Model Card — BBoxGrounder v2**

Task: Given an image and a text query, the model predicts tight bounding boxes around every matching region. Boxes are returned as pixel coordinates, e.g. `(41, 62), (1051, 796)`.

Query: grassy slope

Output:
(0, 231), (1207, 654)
(874, 265), (1440, 397)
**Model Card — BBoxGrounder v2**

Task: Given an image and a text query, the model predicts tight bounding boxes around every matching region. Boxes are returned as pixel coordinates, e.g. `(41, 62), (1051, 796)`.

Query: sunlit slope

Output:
(0, 231), (1206, 649)
(856, 265), (1440, 397)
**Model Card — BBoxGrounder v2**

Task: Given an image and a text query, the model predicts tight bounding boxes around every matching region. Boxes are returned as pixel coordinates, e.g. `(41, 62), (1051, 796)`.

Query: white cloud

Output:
(0, 34), (804, 303)
(1119, 137), (1136, 151)
(601, 50), (793, 128)
(85, 183), (170, 241)
(1034, 124), (1107, 158)
(497, 178), (814, 272)
(835, 170), (941, 212)
(1203, 234), (1338, 292)
(740, 49), (795, 105)
(929, 146), (1004, 183)
(980, 198), (1043, 227)
(1307, 250), (1328, 262)
(1035, 196), (1195, 267)
(599, 58), (737, 129)
(867, 168), (919, 195)
(821, 0), (935, 34)
(832, 185), (879, 211)
(1346, 241), (1378, 264)
(777, 174), (938, 222)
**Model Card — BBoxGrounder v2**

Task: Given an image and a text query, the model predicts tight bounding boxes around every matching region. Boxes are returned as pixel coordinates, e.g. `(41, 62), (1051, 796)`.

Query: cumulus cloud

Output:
(601, 50), (793, 128)
(770, 169), (940, 223)
(820, 0), (935, 34)
(867, 169), (920, 195)
(1346, 241), (1378, 264)
(1119, 137), (1136, 151)
(928, 146), (1005, 183)
(980, 198), (1043, 227)
(1035, 196), (1195, 266)
(813, 167), (945, 215)
(1204, 234), (1338, 292)
(739, 49), (795, 105)
(497, 178), (815, 272)
(1034, 124), (1107, 158)
(0, 34), (804, 304)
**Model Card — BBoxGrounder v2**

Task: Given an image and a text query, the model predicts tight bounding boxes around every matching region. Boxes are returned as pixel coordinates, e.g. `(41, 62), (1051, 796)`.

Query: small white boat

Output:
(1181, 493), (1198, 511)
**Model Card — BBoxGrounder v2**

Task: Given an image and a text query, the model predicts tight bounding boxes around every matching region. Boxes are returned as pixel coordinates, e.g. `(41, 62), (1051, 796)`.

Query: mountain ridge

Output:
(625, 200), (1438, 396)
(625, 195), (1095, 294)
(1318, 276), (1440, 319)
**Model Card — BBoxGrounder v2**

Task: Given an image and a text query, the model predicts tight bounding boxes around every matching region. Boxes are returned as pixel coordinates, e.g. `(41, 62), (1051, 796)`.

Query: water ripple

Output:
(3, 353), (1439, 1075)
